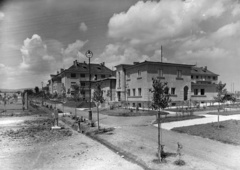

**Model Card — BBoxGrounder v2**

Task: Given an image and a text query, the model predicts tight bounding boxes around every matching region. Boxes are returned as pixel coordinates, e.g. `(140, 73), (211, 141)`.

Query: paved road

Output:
(45, 102), (240, 169)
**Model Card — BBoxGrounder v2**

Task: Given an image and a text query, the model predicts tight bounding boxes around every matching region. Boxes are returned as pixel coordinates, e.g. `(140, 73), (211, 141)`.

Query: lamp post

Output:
(85, 50), (93, 120)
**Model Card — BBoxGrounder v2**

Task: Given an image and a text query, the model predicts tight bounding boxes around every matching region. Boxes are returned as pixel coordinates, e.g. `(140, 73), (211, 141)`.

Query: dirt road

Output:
(0, 116), (143, 170)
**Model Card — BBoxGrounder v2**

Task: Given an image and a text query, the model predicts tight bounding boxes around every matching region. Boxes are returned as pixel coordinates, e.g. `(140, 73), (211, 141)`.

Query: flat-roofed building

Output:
(115, 61), (194, 107)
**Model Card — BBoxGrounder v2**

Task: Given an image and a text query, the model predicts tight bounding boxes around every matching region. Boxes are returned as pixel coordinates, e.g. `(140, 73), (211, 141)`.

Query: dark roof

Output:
(66, 62), (113, 73)
(93, 76), (116, 82)
(191, 67), (219, 76)
(119, 60), (195, 70)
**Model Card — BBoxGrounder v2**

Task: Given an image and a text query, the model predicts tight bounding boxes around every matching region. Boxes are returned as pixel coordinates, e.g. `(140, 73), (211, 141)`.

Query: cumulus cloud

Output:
(108, 0), (228, 45)
(0, 12), (5, 20)
(79, 22), (88, 32)
(61, 39), (88, 67)
(96, 44), (151, 68)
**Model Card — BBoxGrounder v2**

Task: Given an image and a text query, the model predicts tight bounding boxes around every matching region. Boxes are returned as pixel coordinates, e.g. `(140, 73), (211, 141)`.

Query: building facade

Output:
(115, 61), (194, 107)
(49, 60), (113, 100)
(191, 66), (218, 102)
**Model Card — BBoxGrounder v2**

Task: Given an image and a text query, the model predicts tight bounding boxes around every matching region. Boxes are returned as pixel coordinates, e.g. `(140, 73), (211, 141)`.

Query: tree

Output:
(214, 81), (227, 128)
(72, 84), (80, 117)
(34, 86), (39, 94)
(13, 93), (18, 103)
(92, 82), (105, 131)
(151, 78), (171, 162)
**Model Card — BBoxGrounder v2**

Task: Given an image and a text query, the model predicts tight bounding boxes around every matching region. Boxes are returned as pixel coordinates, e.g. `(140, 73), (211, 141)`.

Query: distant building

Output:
(191, 66), (218, 102)
(91, 77), (116, 104)
(49, 60), (113, 100)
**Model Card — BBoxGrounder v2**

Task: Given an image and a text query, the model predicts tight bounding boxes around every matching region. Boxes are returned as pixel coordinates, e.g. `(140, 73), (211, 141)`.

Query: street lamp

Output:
(85, 50), (93, 120)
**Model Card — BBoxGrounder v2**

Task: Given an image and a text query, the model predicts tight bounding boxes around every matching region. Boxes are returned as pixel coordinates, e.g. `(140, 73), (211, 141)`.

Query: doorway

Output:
(184, 86), (188, 101)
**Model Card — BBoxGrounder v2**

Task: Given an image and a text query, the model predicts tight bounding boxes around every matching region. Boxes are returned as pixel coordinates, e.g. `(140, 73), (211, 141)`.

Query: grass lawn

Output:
(101, 108), (169, 117)
(207, 111), (240, 116)
(172, 120), (240, 145)
(152, 115), (205, 124)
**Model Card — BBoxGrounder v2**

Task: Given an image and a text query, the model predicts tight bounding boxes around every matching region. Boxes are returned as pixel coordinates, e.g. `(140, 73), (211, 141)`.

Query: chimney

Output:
(100, 62), (105, 66)
(57, 71), (59, 74)
(73, 60), (77, 66)
(133, 62), (139, 65)
(204, 66), (207, 71)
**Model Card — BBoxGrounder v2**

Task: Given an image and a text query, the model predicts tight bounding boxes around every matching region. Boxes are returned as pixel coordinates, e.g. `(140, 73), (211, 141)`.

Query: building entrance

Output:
(184, 86), (188, 101)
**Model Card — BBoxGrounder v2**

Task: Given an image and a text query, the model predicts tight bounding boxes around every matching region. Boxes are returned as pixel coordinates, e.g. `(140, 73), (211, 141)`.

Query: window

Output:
(138, 88), (142, 96)
(80, 74), (85, 78)
(213, 76), (216, 80)
(133, 89), (136, 96)
(138, 103), (141, 108)
(194, 89), (198, 95)
(171, 88), (175, 95)
(71, 73), (76, 78)
(191, 75), (193, 79)
(101, 75), (106, 78)
(81, 82), (85, 86)
(165, 87), (169, 94)
(138, 70), (141, 77)
(133, 103), (135, 107)
(196, 76), (199, 79)
(71, 82), (76, 85)
(127, 89), (130, 96)
(177, 70), (182, 78)
(158, 69), (163, 77)
(94, 75), (98, 80)
(118, 71), (121, 88)
(201, 89), (205, 95)
(127, 73), (130, 79)
(208, 76), (211, 79)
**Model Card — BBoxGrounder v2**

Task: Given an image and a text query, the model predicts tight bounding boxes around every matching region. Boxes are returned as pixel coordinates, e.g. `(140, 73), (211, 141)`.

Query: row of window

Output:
(127, 87), (176, 97)
(71, 73), (109, 79)
(193, 89), (205, 95)
(127, 69), (182, 79)
(127, 88), (142, 97)
(191, 75), (217, 80)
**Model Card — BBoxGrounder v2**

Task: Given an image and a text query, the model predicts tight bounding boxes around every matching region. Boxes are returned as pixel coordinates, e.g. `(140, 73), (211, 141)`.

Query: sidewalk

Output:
(157, 114), (240, 130)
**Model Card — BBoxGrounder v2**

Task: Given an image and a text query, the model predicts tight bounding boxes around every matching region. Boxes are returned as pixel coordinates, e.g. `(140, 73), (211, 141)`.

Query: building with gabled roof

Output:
(49, 60), (114, 100)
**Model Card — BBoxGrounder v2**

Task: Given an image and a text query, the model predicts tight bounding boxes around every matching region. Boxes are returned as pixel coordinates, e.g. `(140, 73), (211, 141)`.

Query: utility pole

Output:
(41, 82), (43, 106)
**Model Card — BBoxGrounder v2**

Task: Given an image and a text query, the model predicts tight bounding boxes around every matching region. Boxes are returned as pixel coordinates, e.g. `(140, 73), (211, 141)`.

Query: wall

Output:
(191, 84), (217, 101)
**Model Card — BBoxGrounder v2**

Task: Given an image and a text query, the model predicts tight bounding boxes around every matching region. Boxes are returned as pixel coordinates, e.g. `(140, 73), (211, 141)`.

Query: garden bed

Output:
(152, 115), (205, 124)
(172, 120), (240, 145)
(101, 108), (169, 117)
(207, 111), (240, 116)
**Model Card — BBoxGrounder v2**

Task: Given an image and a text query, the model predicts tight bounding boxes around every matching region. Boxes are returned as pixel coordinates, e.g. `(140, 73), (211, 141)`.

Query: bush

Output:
(174, 159), (186, 166)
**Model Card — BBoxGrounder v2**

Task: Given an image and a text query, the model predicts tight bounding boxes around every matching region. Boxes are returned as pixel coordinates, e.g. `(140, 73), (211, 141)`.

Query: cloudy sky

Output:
(0, 0), (240, 91)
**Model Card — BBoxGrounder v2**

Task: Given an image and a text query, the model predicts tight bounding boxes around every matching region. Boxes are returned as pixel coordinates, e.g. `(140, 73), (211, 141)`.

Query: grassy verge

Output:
(172, 120), (240, 145)
(152, 115), (205, 124)
(207, 111), (240, 116)
(101, 108), (169, 117)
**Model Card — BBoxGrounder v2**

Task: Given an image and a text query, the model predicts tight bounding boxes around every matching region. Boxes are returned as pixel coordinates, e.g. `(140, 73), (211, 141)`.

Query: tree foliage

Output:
(151, 78), (171, 111)
(92, 82), (105, 130)
(214, 81), (227, 103)
(93, 82), (105, 106)
(34, 86), (40, 94)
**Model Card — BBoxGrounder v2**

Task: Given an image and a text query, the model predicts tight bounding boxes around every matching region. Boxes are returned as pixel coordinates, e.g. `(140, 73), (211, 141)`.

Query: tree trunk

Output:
(218, 102), (220, 129)
(158, 111), (161, 162)
(97, 104), (100, 131)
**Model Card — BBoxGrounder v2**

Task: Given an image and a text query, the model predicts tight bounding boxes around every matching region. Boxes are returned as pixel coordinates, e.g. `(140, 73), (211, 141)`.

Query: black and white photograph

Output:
(0, 0), (240, 169)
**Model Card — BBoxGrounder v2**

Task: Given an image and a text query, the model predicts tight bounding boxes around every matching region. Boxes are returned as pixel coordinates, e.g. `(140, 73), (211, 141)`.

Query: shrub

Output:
(174, 159), (186, 166)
